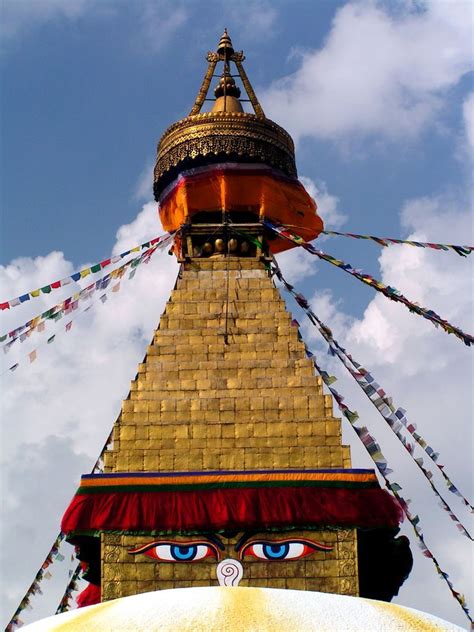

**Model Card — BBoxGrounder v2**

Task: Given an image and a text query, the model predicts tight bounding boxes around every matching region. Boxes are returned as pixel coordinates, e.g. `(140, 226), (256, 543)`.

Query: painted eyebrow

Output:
(203, 533), (225, 551)
(234, 532), (253, 552)
(128, 535), (225, 555)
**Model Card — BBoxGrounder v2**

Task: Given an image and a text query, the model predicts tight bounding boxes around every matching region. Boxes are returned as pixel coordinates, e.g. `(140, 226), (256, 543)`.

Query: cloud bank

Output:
(0, 203), (178, 624)
(261, 1), (473, 142)
(295, 193), (473, 626)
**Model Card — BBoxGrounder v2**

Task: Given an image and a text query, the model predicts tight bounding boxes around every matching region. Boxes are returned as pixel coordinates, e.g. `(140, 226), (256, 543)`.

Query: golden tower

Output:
(61, 31), (410, 607)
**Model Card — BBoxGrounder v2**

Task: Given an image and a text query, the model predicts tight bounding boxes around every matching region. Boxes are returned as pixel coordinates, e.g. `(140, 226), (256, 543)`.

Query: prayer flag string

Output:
(271, 261), (473, 539)
(0, 232), (174, 312)
(1, 235), (173, 348)
(286, 224), (474, 257)
(320, 230), (473, 257)
(5, 428), (115, 629)
(5, 534), (66, 631)
(282, 224), (473, 257)
(265, 220), (474, 347)
(3, 237), (159, 624)
(55, 563), (82, 614)
(4, 263), (142, 375)
(297, 335), (472, 626)
(3, 238), (173, 374)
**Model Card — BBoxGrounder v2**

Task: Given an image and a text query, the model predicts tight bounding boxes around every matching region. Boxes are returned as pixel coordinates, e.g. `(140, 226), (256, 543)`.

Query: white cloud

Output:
(300, 177), (347, 229)
(1, 194), (471, 627)
(0, 252), (75, 315)
(113, 201), (162, 254)
(134, 162), (156, 203)
(276, 176), (346, 283)
(261, 1), (473, 143)
(299, 194), (473, 627)
(0, 202), (178, 624)
(346, 194), (473, 365)
(0, 437), (90, 623)
(462, 92), (474, 151)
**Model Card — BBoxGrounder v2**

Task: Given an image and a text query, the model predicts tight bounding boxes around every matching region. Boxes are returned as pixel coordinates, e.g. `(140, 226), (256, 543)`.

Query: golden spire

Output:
(216, 28), (234, 58)
(187, 29), (264, 118)
(154, 31), (297, 200)
(212, 40), (243, 115)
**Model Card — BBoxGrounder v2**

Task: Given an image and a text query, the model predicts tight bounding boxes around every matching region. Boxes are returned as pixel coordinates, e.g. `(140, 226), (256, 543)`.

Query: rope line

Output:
(280, 224), (473, 257)
(279, 307), (473, 626)
(0, 233), (174, 311)
(5, 425), (115, 630)
(266, 220), (474, 347)
(271, 259), (474, 539)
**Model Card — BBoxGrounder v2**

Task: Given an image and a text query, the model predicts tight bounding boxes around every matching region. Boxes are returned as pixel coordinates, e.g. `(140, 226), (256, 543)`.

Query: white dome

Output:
(23, 587), (461, 631)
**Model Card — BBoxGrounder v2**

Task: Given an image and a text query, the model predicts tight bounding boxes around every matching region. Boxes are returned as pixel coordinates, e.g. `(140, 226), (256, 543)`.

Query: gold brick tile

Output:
(102, 259), (357, 595)
(120, 427), (136, 441)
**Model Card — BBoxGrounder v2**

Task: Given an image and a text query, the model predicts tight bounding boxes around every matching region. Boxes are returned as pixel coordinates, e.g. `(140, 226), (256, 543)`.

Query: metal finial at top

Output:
(217, 28), (234, 57)
(185, 30), (266, 119)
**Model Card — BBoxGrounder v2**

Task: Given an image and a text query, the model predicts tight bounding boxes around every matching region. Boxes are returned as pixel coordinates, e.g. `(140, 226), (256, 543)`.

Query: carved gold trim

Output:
(154, 112), (296, 190)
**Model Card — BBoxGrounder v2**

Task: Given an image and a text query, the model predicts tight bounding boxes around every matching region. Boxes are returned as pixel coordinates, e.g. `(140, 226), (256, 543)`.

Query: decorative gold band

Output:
(154, 112), (297, 196)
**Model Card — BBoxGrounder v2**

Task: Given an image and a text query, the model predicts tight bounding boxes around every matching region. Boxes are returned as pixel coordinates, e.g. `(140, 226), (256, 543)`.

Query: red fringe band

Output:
(62, 485), (402, 535)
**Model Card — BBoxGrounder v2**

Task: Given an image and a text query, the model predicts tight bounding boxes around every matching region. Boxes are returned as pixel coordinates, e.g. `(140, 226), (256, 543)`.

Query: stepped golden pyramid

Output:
(101, 257), (358, 598)
(58, 30), (413, 614)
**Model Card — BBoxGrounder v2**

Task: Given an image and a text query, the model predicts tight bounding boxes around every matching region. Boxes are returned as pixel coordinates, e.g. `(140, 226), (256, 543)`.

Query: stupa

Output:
(60, 31), (412, 609)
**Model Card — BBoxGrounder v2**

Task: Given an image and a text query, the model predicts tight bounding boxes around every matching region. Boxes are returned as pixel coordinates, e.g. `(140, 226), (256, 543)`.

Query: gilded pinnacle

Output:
(217, 28), (234, 57)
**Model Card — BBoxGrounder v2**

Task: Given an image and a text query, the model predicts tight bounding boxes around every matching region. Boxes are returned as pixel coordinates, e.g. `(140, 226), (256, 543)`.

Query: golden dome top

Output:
(153, 31), (296, 200)
(212, 72), (243, 113)
(214, 73), (241, 100)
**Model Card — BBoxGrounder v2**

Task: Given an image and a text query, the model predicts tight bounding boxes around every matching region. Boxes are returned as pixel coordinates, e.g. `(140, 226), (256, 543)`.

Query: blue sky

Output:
(1, 0), (473, 628)
(1, 0), (472, 319)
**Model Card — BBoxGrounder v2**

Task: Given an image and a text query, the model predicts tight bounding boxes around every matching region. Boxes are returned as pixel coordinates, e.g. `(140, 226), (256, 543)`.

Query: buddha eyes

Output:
(240, 539), (333, 561)
(129, 537), (333, 562)
(128, 541), (219, 562)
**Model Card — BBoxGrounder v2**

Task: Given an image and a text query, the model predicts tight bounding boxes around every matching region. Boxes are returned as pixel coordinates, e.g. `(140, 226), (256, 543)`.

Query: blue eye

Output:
(128, 541), (218, 562)
(171, 545), (197, 561)
(241, 539), (334, 561)
(262, 543), (289, 559)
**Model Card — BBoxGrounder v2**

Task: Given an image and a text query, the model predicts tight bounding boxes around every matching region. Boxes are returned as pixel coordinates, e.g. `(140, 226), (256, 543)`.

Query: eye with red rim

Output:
(240, 538), (333, 561)
(128, 540), (219, 562)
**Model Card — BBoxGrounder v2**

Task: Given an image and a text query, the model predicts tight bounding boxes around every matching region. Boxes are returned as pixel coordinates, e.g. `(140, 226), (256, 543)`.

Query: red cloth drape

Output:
(62, 486), (402, 536)
(76, 584), (100, 608)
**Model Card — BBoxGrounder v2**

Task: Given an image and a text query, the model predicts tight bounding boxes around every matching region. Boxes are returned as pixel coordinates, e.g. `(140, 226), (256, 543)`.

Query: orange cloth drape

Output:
(158, 164), (323, 253)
